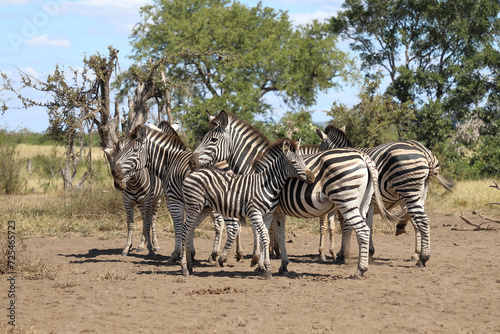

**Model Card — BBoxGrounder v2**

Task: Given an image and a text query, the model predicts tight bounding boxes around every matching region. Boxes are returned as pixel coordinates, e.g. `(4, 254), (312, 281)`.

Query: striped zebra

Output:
(190, 111), (398, 278)
(316, 125), (454, 267)
(181, 138), (315, 279)
(111, 123), (242, 265)
(105, 137), (163, 257)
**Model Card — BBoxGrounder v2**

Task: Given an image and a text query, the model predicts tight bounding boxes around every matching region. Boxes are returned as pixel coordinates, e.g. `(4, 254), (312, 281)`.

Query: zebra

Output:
(105, 136), (163, 257)
(181, 138), (315, 279)
(190, 110), (398, 278)
(111, 123), (242, 266)
(316, 124), (454, 267)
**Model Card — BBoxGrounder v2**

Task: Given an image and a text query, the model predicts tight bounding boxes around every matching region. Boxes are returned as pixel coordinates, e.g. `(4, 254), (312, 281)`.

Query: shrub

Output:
(0, 144), (26, 195)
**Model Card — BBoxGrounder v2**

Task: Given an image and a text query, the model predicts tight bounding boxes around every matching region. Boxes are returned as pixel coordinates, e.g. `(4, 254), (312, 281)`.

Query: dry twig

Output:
(454, 211), (498, 231)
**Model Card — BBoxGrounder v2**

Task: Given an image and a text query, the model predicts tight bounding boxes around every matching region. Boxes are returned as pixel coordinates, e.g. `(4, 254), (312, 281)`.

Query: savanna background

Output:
(1, 0), (499, 333)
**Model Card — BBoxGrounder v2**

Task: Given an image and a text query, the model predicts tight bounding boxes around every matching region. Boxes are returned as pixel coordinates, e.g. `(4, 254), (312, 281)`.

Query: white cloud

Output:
(0, 0), (39, 4)
(60, 0), (149, 34)
(24, 34), (71, 47)
(22, 67), (39, 78)
(288, 10), (336, 26)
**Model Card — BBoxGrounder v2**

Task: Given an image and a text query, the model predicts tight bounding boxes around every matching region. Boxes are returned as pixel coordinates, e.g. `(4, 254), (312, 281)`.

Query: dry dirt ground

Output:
(3, 213), (500, 333)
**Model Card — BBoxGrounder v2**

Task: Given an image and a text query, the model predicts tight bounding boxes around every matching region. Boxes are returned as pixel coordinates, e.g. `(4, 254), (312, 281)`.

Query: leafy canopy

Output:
(130, 0), (356, 142)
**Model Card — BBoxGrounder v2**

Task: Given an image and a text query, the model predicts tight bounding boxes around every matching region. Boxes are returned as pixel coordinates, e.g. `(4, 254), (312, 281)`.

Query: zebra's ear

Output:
(206, 110), (215, 122)
(297, 137), (302, 150)
(138, 125), (147, 141)
(282, 138), (291, 154)
(219, 110), (228, 129)
(316, 128), (327, 141)
(103, 147), (115, 158)
(340, 126), (346, 132)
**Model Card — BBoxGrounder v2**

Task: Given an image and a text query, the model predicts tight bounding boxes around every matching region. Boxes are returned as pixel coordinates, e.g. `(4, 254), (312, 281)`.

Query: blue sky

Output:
(0, 0), (360, 133)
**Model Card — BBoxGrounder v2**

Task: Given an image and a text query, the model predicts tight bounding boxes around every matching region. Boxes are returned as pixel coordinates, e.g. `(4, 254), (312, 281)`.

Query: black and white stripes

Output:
(190, 111), (397, 278)
(317, 125), (454, 267)
(182, 138), (314, 278)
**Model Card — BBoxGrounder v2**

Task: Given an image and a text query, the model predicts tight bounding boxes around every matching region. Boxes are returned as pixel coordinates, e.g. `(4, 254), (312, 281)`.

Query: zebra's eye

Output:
(210, 138), (218, 143)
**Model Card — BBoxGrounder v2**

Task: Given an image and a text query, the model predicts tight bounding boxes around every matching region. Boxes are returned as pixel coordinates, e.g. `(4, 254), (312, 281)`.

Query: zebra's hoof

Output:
(121, 251), (129, 257)
(208, 253), (218, 265)
(167, 257), (178, 265)
(235, 252), (244, 262)
(351, 270), (365, 280)
(218, 257), (227, 268)
(250, 256), (259, 267)
(137, 246), (145, 252)
(265, 271), (272, 280)
(278, 268), (289, 276)
(182, 269), (190, 277)
(415, 260), (426, 268)
(153, 247), (161, 252)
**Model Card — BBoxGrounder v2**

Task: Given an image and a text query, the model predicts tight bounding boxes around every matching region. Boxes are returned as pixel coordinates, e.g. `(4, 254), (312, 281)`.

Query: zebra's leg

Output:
(404, 184), (430, 267)
(340, 209), (371, 279)
(335, 212), (352, 265)
(410, 218), (422, 261)
(151, 198), (161, 252)
(327, 211), (336, 262)
(209, 212), (225, 264)
(167, 200), (186, 265)
(251, 213), (271, 279)
(218, 217), (241, 267)
(269, 220), (281, 259)
(181, 206), (211, 277)
(365, 203), (375, 263)
(250, 223), (261, 267)
(396, 210), (411, 236)
(140, 203), (156, 257)
(271, 212), (290, 275)
(235, 218), (244, 262)
(318, 214), (328, 262)
(121, 198), (135, 256)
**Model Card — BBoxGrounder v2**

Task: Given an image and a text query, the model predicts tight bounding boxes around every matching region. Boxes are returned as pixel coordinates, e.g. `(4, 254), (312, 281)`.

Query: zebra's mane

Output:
(210, 111), (270, 146)
(145, 126), (188, 151)
(129, 125), (142, 140)
(324, 124), (353, 147)
(157, 120), (180, 137)
(251, 138), (298, 171)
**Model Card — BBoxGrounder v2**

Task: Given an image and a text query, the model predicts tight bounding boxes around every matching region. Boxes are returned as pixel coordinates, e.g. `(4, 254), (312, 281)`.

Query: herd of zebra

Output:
(105, 110), (454, 279)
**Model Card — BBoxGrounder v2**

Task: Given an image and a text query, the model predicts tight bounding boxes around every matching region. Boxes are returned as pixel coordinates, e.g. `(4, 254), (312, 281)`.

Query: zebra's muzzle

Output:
(305, 170), (315, 184)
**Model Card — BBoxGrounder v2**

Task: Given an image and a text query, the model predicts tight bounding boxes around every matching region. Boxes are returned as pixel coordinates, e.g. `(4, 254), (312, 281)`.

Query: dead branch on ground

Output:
(453, 211), (499, 231)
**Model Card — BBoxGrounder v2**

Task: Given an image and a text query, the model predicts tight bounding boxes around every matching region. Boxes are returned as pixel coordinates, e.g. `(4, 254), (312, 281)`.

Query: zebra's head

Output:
(104, 137), (132, 190)
(255, 138), (315, 184)
(190, 110), (232, 172)
(282, 138), (315, 184)
(111, 126), (148, 190)
(317, 125), (352, 151)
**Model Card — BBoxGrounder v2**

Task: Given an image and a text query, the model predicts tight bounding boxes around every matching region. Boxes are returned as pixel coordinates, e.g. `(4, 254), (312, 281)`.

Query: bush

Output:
(0, 144), (26, 195)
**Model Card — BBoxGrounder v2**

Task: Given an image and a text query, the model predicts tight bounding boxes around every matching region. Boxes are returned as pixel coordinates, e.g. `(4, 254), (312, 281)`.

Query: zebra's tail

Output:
(361, 152), (400, 224)
(428, 154), (454, 191)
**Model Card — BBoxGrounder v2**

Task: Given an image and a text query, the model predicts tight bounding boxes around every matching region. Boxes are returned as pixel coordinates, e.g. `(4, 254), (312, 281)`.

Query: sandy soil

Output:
(4, 213), (500, 333)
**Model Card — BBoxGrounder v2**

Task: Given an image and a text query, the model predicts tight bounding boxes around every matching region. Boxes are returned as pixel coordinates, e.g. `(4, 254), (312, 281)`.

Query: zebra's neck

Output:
(257, 158), (290, 199)
(226, 120), (269, 174)
(145, 136), (188, 180)
(127, 168), (147, 186)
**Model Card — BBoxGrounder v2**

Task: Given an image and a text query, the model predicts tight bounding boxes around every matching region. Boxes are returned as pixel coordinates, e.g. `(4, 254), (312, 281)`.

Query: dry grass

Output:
(427, 178), (500, 216)
(16, 144), (105, 162)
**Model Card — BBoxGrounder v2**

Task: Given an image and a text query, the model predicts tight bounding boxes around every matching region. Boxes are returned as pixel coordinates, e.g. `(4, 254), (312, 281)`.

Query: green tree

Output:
(131, 0), (356, 142)
(265, 110), (321, 144)
(326, 73), (415, 147)
(329, 0), (500, 149)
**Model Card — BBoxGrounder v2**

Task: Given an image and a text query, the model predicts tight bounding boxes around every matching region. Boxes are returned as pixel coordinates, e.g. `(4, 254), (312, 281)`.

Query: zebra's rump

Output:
(277, 149), (370, 218)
